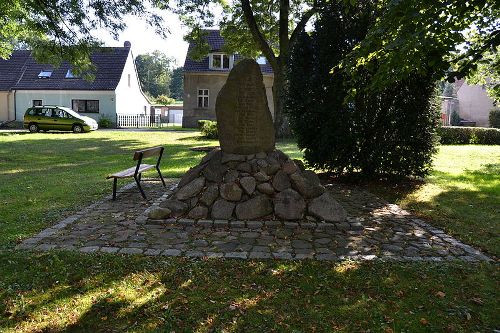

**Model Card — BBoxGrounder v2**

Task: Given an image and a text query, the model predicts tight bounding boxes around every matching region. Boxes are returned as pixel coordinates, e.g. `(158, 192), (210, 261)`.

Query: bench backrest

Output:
(133, 146), (164, 161)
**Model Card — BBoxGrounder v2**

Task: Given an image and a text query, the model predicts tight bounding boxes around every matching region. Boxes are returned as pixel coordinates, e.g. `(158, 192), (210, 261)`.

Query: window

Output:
(65, 69), (79, 79)
(256, 56), (267, 65)
(38, 70), (52, 78)
(32, 100), (42, 107)
(72, 99), (99, 113)
(197, 89), (209, 108)
(210, 54), (231, 70)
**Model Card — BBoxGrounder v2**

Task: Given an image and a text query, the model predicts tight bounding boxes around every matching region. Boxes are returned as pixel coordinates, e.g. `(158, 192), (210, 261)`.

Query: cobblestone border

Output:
(16, 181), (493, 262)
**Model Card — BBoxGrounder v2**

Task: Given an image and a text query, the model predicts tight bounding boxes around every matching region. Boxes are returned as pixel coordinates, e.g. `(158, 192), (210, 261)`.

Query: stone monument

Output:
(150, 59), (346, 223)
(216, 59), (275, 154)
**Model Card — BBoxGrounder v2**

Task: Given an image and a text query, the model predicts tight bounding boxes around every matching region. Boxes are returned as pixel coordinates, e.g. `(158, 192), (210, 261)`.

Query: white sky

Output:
(95, 11), (190, 67)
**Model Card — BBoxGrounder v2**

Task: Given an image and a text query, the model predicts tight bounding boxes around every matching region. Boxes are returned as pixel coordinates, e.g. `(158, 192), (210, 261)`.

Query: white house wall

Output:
(14, 90), (116, 122)
(457, 82), (495, 127)
(114, 51), (151, 115)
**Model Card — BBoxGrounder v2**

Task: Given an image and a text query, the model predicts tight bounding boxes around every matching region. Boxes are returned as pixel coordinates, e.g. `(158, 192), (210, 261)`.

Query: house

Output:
(0, 41), (150, 126)
(441, 80), (496, 127)
(182, 29), (274, 128)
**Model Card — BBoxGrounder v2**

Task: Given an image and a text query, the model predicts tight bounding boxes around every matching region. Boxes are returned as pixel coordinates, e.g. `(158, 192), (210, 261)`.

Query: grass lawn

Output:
(0, 130), (498, 332)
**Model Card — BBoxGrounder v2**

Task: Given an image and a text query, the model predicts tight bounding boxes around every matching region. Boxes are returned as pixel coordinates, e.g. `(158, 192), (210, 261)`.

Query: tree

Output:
(135, 51), (175, 98)
(180, 0), (320, 137)
(286, 1), (439, 178)
(169, 67), (184, 100)
(467, 47), (500, 104)
(0, 0), (165, 77)
(341, 0), (499, 91)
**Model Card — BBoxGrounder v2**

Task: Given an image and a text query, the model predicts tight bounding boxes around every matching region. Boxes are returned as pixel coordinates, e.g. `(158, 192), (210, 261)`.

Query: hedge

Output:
(198, 120), (218, 139)
(437, 126), (500, 145)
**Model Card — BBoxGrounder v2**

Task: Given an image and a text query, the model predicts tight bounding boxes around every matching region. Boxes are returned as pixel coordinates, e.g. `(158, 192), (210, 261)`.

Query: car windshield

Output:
(58, 107), (80, 118)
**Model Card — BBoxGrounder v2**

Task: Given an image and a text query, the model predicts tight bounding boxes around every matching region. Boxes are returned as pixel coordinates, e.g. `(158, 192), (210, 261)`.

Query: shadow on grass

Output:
(0, 251), (497, 332)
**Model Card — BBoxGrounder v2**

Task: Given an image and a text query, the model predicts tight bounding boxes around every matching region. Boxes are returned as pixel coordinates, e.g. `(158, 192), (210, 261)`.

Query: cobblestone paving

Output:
(17, 179), (491, 262)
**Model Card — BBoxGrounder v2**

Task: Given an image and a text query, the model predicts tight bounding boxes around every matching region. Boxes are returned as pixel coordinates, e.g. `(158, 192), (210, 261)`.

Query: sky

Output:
(95, 11), (190, 67)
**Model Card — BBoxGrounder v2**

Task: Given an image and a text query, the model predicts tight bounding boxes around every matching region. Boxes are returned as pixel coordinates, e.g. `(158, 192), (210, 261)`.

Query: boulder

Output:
(308, 192), (347, 222)
(176, 177), (206, 200)
(148, 207), (171, 219)
(240, 176), (256, 195)
(272, 170), (291, 191)
(302, 170), (321, 186)
(224, 169), (239, 183)
(254, 171), (270, 182)
(199, 184), (219, 206)
(215, 59), (275, 154)
(220, 182), (243, 201)
(236, 162), (252, 173)
(211, 199), (236, 219)
(274, 189), (306, 220)
(187, 206), (209, 220)
(221, 152), (246, 164)
(235, 195), (273, 220)
(282, 159), (298, 174)
(160, 199), (189, 216)
(177, 164), (206, 188)
(290, 172), (324, 199)
(256, 182), (274, 195)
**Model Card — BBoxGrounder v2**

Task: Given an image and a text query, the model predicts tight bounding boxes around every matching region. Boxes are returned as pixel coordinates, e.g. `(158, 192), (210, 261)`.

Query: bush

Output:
(490, 109), (500, 128)
(450, 110), (461, 126)
(286, 1), (439, 178)
(437, 126), (500, 145)
(97, 116), (113, 128)
(199, 120), (218, 139)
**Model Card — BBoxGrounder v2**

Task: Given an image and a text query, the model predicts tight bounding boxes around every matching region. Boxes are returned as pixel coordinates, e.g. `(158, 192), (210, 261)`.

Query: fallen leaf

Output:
(471, 297), (483, 305)
(435, 291), (446, 298)
(420, 318), (428, 325)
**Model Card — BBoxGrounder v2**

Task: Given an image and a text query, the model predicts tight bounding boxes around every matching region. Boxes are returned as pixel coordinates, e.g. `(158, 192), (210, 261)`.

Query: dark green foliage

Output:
(169, 67), (184, 100)
(199, 120), (218, 139)
(97, 116), (113, 128)
(489, 109), (500, 128)
(437, 126), (500, 145)
(450, 110), (461, 126)
(286, 1), (439, 178)
(135, 51), (175, 98)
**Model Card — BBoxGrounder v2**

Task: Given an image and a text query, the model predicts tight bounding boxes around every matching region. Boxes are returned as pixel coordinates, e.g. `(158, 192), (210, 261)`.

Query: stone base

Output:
(150, 148), (347, 223)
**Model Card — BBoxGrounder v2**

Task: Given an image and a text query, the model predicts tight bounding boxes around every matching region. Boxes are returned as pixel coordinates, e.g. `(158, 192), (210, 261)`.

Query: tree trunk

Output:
(272, 61), (291, 138)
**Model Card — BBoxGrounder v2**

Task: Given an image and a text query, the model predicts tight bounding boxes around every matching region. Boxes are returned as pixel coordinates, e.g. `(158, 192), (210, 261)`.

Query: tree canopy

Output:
(135, 51), (176, 98)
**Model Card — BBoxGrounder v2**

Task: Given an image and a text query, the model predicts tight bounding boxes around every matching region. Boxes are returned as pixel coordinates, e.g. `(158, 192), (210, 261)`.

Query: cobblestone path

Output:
(17, 179), (491, 262)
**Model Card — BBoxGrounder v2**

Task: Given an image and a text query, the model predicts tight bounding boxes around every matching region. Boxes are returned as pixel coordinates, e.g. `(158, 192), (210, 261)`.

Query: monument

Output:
(151, 59), (346, 222)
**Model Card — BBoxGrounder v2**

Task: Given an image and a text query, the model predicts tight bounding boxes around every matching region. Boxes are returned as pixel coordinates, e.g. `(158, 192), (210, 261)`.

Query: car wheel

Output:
(73, 124), (83, 133)
(28, 123), (39, 133)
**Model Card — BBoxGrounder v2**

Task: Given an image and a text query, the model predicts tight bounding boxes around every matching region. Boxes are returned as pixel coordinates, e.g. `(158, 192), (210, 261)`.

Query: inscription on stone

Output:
(216, 59), (275, 155)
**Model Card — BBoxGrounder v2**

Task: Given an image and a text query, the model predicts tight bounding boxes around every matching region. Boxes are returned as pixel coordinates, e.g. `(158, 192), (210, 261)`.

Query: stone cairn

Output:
(150, 59), (347, 223)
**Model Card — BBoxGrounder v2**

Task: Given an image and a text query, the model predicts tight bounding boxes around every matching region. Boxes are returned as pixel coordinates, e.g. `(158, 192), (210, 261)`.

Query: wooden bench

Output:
(107, 146), (166, 200)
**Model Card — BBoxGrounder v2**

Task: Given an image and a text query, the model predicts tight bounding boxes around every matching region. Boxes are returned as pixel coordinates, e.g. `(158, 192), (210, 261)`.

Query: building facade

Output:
(0, 42), (150, 125)
(182, 29), (274, 128)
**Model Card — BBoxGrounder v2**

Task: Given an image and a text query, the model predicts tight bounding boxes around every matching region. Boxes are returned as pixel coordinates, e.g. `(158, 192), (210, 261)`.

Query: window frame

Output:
(32, 100), (42, 107)
(197, 89), (209, 108)
(209, 54), (232, 70)
(71, 99), (100, 113)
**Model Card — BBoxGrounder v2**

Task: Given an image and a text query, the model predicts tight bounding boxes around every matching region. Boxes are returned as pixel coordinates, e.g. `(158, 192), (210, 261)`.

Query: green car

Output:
(24, 106), (98, 133)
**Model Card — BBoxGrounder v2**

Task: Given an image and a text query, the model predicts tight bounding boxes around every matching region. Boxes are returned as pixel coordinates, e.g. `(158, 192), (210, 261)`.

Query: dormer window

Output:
(65, 69), (78, 79)
(210, 54), (232, 70)
(38, 70), (52, 78)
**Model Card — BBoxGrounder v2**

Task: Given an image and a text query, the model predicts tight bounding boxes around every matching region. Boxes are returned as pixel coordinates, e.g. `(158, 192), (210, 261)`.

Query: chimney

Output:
(124, 41), (131, 48)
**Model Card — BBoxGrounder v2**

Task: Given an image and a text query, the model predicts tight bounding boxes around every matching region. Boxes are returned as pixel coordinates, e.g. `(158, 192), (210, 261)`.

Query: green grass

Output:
(0, 131), (498, 332)
(368, 145), (500, 256)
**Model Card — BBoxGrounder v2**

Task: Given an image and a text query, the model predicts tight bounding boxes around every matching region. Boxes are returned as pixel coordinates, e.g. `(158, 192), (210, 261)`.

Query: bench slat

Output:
(133, 146), (163, 160)
(107, 164), (155, 179)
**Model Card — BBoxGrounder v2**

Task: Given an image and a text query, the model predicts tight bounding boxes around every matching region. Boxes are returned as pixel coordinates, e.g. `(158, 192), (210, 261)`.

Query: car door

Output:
(57, 109), (73, 131)
(37, 108), (52, 130)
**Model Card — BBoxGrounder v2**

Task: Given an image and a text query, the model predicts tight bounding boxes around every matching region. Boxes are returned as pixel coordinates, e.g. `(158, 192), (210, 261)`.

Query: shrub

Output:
(437, 126), (500, 145)
(97, 116), (113, 128)
(490, 109), (500, 128)
(450, 110), (461, 126)
(200, 120), (218, 139)
(286, 1), (439, 178)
